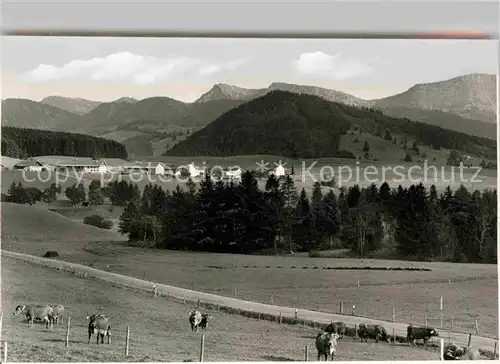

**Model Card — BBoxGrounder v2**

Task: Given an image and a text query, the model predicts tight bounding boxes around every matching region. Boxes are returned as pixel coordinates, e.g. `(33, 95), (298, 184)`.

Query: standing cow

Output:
(324, 321), (346, 339)
(315, 332), (340, 361)
(51, 304), (65, 327)
(13, 304), (54, 329)
(407, 325), (439, 346)
(86, 314), (111, 345)
(188, 310), (203, 332)
(358, 324), (391, 343)
(199, 314), (211, 330)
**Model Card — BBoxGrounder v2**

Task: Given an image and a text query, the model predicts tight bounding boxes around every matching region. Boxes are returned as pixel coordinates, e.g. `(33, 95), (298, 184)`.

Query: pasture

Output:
(1, 257), (441, 362)
(2, 202), (497, 340)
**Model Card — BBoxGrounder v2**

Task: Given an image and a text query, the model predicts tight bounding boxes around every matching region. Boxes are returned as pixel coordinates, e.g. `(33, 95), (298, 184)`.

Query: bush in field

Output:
(83, 214), (113, 229)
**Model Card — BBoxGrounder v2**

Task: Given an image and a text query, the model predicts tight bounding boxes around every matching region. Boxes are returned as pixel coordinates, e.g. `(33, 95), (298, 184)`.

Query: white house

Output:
(188, 163), (205, 177)
(272, 164), (286, 177)
(225, 167), (243, 180)
(154, 162), (165, 175)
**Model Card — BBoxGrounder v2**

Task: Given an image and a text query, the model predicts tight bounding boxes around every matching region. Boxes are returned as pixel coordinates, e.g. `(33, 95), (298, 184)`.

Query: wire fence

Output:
(201, 284), (496, 339)
(2, 250), (498, 361)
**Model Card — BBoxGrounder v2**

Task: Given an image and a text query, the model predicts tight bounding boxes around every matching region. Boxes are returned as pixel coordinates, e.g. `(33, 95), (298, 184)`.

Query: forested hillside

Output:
(166, 91), (497, 159)
(1, 126), (128, 159)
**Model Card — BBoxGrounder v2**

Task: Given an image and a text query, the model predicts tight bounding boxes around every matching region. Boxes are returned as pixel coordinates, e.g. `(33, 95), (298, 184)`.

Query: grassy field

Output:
(2, 202), (497, 340)
(1, 257), (442, 362)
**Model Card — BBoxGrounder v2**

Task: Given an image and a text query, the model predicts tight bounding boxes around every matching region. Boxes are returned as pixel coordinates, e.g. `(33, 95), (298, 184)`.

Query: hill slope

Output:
(166, 90), (497, 159)
(41, 96), (101, 115)
(0, 202), (121, 243)
(1, 98), (83, 131)
(372, 73), (497, 123)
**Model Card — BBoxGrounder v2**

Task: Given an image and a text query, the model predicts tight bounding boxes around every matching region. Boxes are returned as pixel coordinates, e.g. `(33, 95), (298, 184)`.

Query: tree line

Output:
(4, 173), (496, 263)
(1, 126), (128, 159)
(115, 172), (496, 263)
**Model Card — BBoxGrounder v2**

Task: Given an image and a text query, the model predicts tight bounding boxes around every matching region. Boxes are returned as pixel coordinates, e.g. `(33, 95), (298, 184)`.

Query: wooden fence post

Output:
(440, 338), (444, 361)
(474, 320), (479, 335)
(392, 308), (396, 322)
(340, 302), (343, 314)
(3, 341), (7, 363)
(125, 326), (130, 356)
(65, 317), (71, 348)
(305, 345), (309, 361)
(440, 296), (443, 328)
(294, 309), (298, 319)
(234, 288), (237, 298)
(270, 294), (274, 304)
(357, 280), (360, 287)
(467, 333), (472, 347)
(199, 334), (205, 362)
(493, 341), (497, 357)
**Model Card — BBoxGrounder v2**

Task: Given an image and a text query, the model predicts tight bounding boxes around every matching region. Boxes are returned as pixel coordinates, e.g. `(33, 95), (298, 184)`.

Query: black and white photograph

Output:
(0, 1), (498, 362)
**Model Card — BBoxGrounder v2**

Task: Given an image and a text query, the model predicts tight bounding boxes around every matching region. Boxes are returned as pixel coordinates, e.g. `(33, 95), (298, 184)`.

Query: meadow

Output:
(2, 201), (497, 342)
(1, 256), (442, 362)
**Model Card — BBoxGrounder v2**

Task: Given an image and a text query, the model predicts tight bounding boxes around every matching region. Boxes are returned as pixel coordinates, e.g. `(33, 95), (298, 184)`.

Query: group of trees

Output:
(114, 171), (497, 263)
(4, 170), (495, 263)
(1, 126), (128, 159)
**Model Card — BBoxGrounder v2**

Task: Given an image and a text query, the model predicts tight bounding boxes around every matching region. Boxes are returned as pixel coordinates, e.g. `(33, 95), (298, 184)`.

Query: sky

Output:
(1, 1), (498, 103)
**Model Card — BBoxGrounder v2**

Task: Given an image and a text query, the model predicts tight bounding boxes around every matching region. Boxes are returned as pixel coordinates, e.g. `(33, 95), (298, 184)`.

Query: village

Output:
(1, 155), (288, 181)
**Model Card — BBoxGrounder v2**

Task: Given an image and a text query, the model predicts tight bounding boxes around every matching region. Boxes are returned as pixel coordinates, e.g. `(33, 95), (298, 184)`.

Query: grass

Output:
(1, 257), (442, 362)
(3, 200), (497, 339)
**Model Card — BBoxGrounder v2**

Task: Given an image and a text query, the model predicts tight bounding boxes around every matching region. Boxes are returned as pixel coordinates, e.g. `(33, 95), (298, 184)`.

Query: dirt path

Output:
(2, 250), (497, 354)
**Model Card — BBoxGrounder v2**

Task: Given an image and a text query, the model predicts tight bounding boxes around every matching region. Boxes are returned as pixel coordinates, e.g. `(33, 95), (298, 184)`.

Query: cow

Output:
(324, 321), (346, 339)
(407, 325), (439, 346)
(358, 324), (391, 343)
(86, 314), (111, 345)
(199, 314), (211, 330)
(44, 251), (59, 258)
(50, 304), (65, 327)
(13, 304), (54, 329)
(315, 332), (340, 361)
(188, 310), (203, 332)
(444, 344), (481, 360)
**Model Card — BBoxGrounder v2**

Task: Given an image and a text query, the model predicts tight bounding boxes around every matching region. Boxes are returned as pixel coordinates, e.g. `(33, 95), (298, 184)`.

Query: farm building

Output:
(38, 157), (109, 174)
(12, 159), (52, 172)
(121, 161), (168, 175)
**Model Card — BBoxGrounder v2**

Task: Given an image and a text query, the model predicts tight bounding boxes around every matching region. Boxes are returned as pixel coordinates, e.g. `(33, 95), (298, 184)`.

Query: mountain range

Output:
(1, 73), (497, 157)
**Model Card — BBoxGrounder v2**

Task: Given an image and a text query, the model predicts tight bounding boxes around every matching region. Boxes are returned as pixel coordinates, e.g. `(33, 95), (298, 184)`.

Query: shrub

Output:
(83, 214), (113, 229)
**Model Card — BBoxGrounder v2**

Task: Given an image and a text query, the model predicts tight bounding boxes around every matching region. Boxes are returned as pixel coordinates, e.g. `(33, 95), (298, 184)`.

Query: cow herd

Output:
(12, 304), (483, 360)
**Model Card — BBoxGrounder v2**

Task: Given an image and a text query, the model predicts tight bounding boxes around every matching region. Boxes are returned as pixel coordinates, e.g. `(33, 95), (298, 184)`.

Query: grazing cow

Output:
(188, 310), (203, 332)
(50, 304), (65, 327)
(86, 314), (111, 345)
(44, 251), (59, 258)
(444, 344), (481, 360)
(315, 332), (340, 361)
(324, 321), (346, 339)
(199, 314), (211, 330)
(358, 324), (391, 343)
(13, 304), (54, 329)
(407, 325), (439, 346)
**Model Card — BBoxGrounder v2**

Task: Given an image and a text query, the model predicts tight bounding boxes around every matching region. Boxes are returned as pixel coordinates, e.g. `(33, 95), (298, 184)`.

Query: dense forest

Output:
(165, 91), (497, 159)
(1, 126), (128, 159)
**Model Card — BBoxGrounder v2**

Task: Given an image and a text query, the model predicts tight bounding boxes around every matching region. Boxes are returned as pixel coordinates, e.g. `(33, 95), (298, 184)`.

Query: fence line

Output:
(2, 250), (498, 359)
